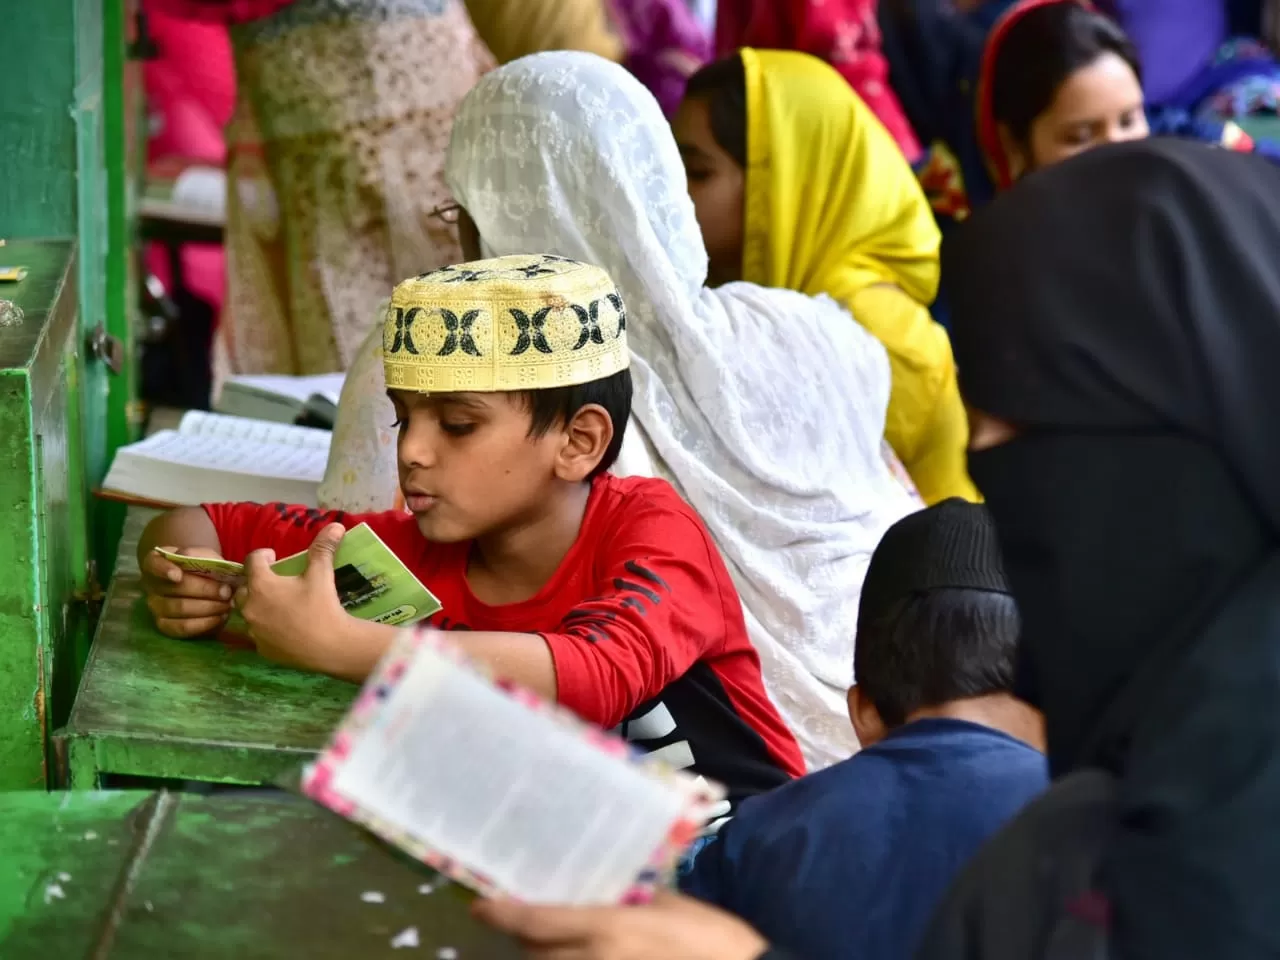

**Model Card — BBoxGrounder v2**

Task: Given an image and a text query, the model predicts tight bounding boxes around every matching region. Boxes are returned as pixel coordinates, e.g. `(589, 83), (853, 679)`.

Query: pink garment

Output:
(716, 0), (922, 161)
(609, 0), (712, 117)
(142, 2), (236, 311)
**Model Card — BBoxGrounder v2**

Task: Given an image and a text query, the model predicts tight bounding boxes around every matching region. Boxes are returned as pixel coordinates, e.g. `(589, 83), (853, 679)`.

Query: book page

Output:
(162, 524), (441, 628)
(177, 410), (332, 451)
(223, 372), (347, 406)
(171, 166), (227, 218)
(153, 549), (245, 586)
(141, 165), (226, 228)
(310, 373), (346, 405)
(327, 643), (692, 905)
(126, 429), (330, 480)
(264, 524), (441, 626)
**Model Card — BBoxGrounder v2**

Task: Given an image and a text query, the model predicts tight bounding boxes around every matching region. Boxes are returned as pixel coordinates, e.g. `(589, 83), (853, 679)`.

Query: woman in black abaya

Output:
(917, 137), (1280, 959)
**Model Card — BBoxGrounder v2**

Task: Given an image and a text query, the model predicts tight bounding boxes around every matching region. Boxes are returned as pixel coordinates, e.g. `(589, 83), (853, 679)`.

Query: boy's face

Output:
(389, 389), (565, 544)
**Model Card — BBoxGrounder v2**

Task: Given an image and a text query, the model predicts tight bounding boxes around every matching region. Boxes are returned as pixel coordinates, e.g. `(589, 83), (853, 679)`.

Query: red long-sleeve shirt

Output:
(204, 474), (804, 809)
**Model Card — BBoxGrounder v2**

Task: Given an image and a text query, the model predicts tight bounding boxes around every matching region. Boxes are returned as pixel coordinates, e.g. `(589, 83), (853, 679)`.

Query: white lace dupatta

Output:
(321, 52), (920, 768)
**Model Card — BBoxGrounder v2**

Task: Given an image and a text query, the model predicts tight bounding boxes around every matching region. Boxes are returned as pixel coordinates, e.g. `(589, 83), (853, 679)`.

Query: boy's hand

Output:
(472, 889), (769, 960)
(235, 523), (370, 678)
(140, 546), (234, 638)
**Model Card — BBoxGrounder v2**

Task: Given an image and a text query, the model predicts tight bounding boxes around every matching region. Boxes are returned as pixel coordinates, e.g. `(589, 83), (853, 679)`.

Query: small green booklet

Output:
(155, 523), (442, 627)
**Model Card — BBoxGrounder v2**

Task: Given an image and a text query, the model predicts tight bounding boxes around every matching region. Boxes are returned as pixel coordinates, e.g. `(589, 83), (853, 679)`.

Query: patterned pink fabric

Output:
(716, 0), (922, 161)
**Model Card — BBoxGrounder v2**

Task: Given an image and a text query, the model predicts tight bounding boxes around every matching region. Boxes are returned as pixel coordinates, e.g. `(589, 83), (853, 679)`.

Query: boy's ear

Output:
(553, 403), (614, 482)
(848, 685), (887, 749)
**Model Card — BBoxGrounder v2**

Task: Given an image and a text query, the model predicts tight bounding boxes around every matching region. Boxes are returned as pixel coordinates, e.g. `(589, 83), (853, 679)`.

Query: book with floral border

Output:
(301, 627), (725, 906)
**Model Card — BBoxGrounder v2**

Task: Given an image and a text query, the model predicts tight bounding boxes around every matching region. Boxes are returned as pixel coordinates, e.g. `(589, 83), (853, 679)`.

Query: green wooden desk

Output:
(56, 509), (356, 788)
(0, 0), (146, 581)
(0, 790), (520, 959)
(0, 239), (94, 791)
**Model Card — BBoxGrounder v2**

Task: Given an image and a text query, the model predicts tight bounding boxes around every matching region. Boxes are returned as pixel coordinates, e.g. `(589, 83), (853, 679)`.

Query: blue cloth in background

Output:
(1104, 0), (1227, 105)
(681, 718), (1048, 960)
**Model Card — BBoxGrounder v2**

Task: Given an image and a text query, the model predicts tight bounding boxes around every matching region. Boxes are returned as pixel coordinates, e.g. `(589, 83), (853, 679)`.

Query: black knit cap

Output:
(857, 499), (1010, 633)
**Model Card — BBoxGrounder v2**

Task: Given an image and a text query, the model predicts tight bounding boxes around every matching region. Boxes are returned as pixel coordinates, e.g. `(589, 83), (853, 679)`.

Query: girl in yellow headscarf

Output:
(674, 49), (977, 504)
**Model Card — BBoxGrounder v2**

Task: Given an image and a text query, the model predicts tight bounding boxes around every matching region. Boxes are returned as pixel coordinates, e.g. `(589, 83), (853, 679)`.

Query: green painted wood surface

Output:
(58, 510), (357, 787)
(99, 0), (145, 579)
(1, 0), (144, 582)
(0, 240), (94, 790)
(0, 791), (521, 959)
(0, 5), (79, 236)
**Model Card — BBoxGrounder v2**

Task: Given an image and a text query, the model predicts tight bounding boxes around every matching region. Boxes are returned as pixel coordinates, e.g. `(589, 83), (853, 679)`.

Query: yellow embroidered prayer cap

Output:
(383, 254), (630, 393)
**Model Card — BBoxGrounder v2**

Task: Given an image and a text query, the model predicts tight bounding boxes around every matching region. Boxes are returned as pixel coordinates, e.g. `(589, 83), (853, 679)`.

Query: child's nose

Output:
(398, 426), (439, 469)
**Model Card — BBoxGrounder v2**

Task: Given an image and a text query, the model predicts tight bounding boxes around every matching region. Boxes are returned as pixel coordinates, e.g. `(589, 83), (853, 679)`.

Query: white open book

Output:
(140, 165), (227, 227)
(304, 631), (724, 905)
(99, 411), (331, 508)
(215, 372), (346, 427)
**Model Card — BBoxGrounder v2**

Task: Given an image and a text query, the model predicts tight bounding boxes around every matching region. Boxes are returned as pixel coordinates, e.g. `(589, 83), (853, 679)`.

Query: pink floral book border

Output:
(302, 626), (726, 904)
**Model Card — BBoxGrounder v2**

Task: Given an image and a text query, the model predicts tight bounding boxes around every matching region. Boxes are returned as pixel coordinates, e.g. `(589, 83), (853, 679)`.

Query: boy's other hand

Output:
(472, 889), (770, 960)
(141, 546), (233, 638)
(236, 523), (354, 675)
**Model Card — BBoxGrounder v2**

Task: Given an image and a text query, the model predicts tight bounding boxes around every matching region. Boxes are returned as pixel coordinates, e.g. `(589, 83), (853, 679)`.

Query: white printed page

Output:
(171, 166), (227, 218)
(224, 372), (347, 406)
(329, 644), (690, 905)
(178, 410), (333, 451)
(128, 429), (329, 481)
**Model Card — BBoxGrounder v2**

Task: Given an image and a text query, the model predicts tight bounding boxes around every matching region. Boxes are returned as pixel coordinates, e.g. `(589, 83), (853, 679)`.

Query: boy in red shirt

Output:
(139, 254), (805, 808)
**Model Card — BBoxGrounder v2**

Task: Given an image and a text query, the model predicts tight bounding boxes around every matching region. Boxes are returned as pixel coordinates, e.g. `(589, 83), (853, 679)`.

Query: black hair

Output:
(519, 367), (633, 480)
(684, 54), (748, 168)
(990, 4), (1143, 145)
(855, 588), (1019, 728)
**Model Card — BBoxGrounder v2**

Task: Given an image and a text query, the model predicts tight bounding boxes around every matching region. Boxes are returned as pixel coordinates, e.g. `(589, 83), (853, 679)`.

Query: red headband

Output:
(976, 0), (1097, 190)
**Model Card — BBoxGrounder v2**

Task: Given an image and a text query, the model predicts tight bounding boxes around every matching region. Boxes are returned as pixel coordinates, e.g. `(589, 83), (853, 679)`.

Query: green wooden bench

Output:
(0, 790), (520, 959)
(56, 508), (356, 788)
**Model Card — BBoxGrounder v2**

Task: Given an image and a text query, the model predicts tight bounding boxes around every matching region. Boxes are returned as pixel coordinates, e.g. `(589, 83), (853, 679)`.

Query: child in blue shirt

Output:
(681, 499), (1049, 960)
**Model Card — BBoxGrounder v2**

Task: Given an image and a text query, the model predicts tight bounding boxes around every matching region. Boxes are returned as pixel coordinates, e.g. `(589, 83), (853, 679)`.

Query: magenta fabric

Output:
(610, 0), (713, 117)
(143, 2), (237, 311)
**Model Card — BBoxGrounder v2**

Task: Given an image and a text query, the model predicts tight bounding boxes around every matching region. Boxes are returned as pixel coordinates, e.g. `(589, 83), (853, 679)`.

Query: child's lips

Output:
(405, 493), (437, 513)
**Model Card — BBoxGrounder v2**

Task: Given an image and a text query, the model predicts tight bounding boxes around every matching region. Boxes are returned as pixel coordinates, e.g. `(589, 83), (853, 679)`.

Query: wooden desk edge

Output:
(57, 507), (342, 788)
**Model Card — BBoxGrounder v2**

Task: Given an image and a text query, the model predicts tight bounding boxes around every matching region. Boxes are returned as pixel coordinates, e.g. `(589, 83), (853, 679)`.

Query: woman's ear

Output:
(997, 123), (1028, 181)
(554, 403), (615, 483)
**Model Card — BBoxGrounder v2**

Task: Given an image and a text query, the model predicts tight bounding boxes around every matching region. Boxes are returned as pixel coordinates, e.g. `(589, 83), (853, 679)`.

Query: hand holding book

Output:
(144, 523), (441, 669)
(233, 524), (399, 681)
(141, 546), (236, 637)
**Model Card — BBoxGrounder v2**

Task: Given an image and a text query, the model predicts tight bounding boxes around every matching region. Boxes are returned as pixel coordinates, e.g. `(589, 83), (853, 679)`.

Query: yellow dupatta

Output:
(740, 48), (976, 503)
(463, 0), (623, 65)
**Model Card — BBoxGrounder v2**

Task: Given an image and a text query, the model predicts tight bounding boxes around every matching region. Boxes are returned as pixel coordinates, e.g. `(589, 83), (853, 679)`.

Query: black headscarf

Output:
(935, 138), (1280, 957)
(947, 135), (1280, 768)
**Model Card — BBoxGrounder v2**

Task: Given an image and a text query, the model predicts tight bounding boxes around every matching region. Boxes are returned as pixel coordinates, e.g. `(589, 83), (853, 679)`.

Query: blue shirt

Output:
(680, 718), (1048, 960)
